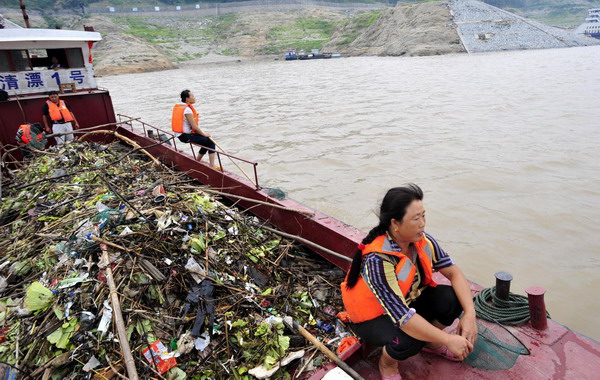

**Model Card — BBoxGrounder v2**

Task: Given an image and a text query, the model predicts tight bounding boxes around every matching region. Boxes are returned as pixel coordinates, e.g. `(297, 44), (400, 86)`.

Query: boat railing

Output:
(115, 114), (261, 189)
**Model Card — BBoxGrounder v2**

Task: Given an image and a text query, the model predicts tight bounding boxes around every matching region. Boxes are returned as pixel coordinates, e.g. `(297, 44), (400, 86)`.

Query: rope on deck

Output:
(473, 286), (549, 325)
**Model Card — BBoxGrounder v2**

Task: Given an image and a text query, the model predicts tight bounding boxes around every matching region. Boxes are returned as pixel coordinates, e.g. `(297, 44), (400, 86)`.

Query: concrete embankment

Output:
(325, 0), (599, 57)
(449, 0), (600, 53)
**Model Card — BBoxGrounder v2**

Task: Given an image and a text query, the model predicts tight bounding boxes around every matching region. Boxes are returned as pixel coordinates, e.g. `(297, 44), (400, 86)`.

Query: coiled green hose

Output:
(473, 287), (550, 325)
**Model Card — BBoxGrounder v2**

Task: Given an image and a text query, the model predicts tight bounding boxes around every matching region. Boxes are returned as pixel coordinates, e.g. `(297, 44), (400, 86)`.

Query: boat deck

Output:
(312, 279), (600, 379)
(113, 121), (600, 380)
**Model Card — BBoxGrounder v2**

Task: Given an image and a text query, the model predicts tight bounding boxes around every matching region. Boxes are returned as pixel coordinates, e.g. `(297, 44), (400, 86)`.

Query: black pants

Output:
(20, 147), (34, 160)
(351, 285), (462, 360)
(178, 134), (215, 155)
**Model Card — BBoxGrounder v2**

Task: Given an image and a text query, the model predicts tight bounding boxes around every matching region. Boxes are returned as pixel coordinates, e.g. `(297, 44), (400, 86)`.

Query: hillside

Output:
(1, 0), (599, 76)
(483, 0), (600, 27)
(325, 1), (463, 56)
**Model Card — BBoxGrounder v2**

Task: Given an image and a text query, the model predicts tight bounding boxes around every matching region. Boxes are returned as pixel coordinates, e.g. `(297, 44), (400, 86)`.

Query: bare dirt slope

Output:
(325, 1), (464, 56)
(85, 8), (351, 75)
(80, 15), (176, 76)
(2, 3), (465, 75)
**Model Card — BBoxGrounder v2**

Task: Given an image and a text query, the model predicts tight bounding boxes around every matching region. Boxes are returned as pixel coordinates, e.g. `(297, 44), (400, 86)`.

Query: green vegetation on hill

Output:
(530, 3), (600, 28)
(264, 18), (336, 54)
(115, 16), (179, 42)
(113, 13), (239, 45)
(7, 0), (597, 28)
(105, 9), (384, 60)
(333, 10), (382, 45)
(3, 0), (390, 11)
(484, 0), (600, 27)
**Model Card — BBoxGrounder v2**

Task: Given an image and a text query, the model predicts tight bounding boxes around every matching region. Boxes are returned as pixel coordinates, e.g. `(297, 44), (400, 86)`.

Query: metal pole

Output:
(18, 0), (31, 28)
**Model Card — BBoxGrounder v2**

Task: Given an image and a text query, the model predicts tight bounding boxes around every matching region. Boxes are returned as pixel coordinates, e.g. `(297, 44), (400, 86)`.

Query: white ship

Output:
(575, 8), (600, 39)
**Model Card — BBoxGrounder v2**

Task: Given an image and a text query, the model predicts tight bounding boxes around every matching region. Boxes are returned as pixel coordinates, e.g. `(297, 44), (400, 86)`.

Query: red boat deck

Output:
(313, 279), (600, 379)
(112, 121), (600, 380)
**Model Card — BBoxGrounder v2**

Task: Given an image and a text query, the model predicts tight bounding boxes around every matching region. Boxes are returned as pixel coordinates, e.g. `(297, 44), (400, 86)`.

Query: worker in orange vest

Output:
(42, 91), (79, 146)
(341, 184), (477, 380)
(171, 89), (218, 169)
(15, 122), (45, 159)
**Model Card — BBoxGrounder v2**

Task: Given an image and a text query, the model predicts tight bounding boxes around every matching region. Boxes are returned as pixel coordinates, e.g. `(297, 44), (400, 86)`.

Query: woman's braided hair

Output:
(345, 184), (424, 289)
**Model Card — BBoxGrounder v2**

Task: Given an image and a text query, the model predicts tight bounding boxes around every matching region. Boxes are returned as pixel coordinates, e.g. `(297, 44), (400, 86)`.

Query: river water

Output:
(98, 46), (600, 341)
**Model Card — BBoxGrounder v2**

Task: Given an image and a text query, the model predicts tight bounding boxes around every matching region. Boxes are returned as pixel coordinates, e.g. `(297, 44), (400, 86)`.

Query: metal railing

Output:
(116, 114), (260, 189)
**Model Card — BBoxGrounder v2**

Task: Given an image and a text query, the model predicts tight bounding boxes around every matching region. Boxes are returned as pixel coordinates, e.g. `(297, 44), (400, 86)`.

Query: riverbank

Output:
(2, 1), (599, 76)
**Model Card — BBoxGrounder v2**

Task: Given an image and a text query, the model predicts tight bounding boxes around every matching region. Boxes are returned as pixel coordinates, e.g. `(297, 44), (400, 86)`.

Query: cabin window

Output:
(0, 51), (10, 71)
(0, 50), (31, 71)
(30, 49), (50, 70)
(65, 48), (85, 68)
(11, 50), (30, 71)
(1, 48), (85, 72)
(43, 48), (85, 70)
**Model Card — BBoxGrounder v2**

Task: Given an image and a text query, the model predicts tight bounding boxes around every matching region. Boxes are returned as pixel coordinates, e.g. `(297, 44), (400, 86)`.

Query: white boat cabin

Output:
(0, 28), (101, 96)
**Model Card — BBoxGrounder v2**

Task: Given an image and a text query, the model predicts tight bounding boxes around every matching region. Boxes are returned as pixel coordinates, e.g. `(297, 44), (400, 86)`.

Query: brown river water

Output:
(98, 46), (600, 341)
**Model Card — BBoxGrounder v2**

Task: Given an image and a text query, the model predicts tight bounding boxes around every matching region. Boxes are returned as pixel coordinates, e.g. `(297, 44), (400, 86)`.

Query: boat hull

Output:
(0, 90), (116, 156)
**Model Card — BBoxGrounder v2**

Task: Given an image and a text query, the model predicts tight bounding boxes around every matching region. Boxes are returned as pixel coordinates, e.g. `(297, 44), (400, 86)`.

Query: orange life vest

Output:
(16, 123), (44, 145)
(340, 234), (438, 323)
(171, 103), (199, 133)
(17, 124), (34, 144)
(46, 100), (73, 122)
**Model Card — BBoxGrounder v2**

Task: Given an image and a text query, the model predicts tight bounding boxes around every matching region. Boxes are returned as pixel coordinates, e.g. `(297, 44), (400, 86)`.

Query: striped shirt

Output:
(361, 232), (454, 327)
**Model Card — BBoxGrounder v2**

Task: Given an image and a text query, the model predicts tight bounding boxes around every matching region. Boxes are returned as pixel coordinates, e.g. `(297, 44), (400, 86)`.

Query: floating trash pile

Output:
(0, 141), (351, 379)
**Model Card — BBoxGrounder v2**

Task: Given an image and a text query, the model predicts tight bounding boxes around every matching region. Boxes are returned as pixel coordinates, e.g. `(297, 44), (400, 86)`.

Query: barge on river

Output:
(285, 49), (341, 60)
(1, 26), (600, 380)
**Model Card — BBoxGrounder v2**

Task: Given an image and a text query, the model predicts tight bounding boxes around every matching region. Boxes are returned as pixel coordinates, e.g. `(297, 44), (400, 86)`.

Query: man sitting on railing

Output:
(171, 89), (218, 169)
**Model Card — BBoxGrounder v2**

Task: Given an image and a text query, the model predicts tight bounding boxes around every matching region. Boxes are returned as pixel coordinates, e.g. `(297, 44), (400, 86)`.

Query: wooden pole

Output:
(91, 235), (130, 252)
(199, 187), (315, 217)
(78, 130), (161, 166)
(283, 317), (364, 380)
(100, 243), (139, 380)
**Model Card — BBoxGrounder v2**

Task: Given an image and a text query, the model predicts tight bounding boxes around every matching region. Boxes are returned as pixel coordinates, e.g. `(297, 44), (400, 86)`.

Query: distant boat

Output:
(575, 8), (600, 39)
(284, 48), (341, 61)
(284, 49), (298, 60)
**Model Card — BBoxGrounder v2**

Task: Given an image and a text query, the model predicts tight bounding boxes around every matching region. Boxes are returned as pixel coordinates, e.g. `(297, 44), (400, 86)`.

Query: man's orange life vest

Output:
(171, 103), (199, 133)
(340, 234), (438, 323)
(46, 100), (74, 122)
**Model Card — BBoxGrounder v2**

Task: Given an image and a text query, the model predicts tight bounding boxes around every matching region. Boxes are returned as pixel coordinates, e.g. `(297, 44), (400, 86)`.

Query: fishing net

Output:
(463, 320), (530, 370)
(27, 130), (47, 150)
(266, 187), (287, 200)
(466, 286), (540, 370)
(16, 123), (46, 150)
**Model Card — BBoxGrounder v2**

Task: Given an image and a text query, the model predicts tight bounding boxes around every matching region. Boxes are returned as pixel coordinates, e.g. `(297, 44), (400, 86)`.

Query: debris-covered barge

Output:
(2, 26), (600, 380)
(1, 140), (352, 379)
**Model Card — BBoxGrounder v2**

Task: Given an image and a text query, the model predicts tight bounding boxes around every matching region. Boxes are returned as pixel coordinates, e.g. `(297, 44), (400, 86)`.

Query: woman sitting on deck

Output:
(341, 184), (477, 379)
(171, 89), (219, 169)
